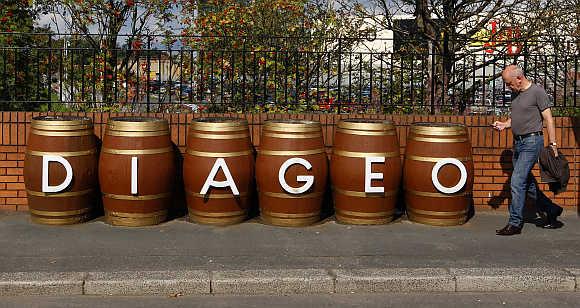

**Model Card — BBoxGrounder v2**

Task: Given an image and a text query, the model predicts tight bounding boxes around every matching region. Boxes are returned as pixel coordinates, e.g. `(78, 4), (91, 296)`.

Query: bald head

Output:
(502, 65), (525, 79)
(502, 65), (529, 92)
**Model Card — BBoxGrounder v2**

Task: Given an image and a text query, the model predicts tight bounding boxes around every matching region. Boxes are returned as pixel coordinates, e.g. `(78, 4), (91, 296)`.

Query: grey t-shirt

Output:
(510, 84), (553, 136)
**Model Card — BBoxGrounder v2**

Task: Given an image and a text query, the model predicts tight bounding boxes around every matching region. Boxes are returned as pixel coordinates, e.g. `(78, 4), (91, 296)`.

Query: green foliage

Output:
(552, 107), (580, 117)
(0, 1), (53, 111)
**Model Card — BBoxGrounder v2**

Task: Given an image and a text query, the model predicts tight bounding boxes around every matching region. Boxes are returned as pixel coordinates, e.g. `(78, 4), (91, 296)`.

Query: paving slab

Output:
(452, 268), (575, 292)
(0, 272), (84, 296)
(212, 269), (333, 295)
(84, 270), (210, 296)
(334, 268), (455, 293)
(564, 268), (580, 292)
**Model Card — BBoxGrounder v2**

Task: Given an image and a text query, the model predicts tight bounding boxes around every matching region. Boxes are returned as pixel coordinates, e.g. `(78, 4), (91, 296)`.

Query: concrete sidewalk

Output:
(1, 211), (579, 296)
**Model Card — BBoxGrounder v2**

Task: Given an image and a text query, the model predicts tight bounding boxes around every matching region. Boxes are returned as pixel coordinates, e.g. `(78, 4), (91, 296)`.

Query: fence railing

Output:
(1, 33), (578, 115)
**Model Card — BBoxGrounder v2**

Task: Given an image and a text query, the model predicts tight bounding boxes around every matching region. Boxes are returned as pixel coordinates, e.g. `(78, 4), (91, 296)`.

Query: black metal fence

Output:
(1, 33), (578, 115)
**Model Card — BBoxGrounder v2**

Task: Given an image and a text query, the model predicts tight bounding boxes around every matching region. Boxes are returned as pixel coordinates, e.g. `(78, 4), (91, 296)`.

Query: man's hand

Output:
(492, 121), (509, 131)
(549, 144), (559, 157)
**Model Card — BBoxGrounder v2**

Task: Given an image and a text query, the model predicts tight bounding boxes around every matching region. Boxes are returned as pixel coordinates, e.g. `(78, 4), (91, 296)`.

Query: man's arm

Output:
(541, 108), (558, 156)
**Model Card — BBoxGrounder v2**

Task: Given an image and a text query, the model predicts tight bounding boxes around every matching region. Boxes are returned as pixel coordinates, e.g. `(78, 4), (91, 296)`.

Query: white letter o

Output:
(431, 158), (467, 194)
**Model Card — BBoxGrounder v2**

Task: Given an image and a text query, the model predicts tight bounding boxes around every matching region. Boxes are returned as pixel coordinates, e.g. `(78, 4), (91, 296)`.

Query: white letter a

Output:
(200, 158), (240, 195)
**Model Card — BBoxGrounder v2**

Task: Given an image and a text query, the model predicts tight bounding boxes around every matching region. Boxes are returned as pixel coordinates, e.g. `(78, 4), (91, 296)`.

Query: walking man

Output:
(492, 65), (563, 236)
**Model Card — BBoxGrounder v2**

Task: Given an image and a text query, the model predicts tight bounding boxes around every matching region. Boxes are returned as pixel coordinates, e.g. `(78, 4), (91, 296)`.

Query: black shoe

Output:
(543, 206), (564, 229)
(496, 224), (522, 236)
(542, 221), (564, 229)
(496, 224), (510, 234)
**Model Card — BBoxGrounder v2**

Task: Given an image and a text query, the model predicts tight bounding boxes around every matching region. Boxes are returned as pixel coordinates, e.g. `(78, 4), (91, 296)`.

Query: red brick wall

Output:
(1, 112), (578, 212)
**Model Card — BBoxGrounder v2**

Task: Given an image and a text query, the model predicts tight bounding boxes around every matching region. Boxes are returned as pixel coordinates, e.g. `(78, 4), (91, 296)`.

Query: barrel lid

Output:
(31, 116), (93, 131)
(338, 118), (394, 131)
(410, 122), (467, 135)
(107, 117), (168, 132)
(190, 117), (248, 132)
(263, 119), (321, 132)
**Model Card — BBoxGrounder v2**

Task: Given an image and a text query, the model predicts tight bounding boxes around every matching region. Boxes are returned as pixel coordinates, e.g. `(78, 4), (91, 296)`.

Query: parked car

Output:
(147, 81), (162, 93)
(176, 85), (194, 98)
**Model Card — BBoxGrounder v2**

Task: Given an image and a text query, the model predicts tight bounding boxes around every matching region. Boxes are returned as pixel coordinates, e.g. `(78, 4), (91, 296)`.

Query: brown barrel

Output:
(99, 117), (176, 226)
(256, 120), (328, 226)
(183, 117), (254, 225)
(24, 116), (99, 225)
(331, 119), (401, 224)
(403, 122), (474, 226)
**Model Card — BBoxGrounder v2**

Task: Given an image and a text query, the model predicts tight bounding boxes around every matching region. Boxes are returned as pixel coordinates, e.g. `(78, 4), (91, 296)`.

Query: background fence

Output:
(0, 33), (579, 115)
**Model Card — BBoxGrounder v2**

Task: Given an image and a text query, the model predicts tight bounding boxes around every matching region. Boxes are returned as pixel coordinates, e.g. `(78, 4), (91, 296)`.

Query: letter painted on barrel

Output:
(42, 155), (73, 193)
(365, 157), (385, 193)
(200, 158), (240, 195)
(431, 158), (468, 194)
(131, 157), (138, 195)
(278, 158), (314, 194)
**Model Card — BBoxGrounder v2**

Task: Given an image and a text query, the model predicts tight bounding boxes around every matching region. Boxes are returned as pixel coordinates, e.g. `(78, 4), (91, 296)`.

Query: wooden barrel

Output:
(99, 117), (176, 226)
(403, 122), (474, 226)
(183, 117), (254, 225)
(256, 120), (328, 226)
(331, 119), (401, 224)
(24, 116), (99, 225)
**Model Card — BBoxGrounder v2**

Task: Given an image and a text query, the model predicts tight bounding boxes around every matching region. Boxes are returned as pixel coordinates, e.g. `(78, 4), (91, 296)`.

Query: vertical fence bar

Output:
(36, 48), (41, 104)
(574, 55), (578, 107)
(294, 51), (299, 106)
(59, 48), (63, 103)
(369, 53), (373, 110)
(104, 46), (108, 106)
(348, 53), (352, 106)
(81, 49), (86, 105)
(410, 53), (415, 107)
(337, 38), (342, 113)
(114, 48), (119, 105)
(124, 47), (130, 109)
(274, 51), (278, 105)
(231, 50), (236, 109)
(316, 53), (321, 108)
(70, 46), (74, 106)
(553, 55), (557, 106)
(156, 49), (162, 110)
(430, 48), (435, 114)
(179, 48), (184, 105)
(48, 34), (53, 110)
(146, 37), (151, 111)
(284, 51), (289, 105)
(563, 55), (568, 108)
(387, 53), (392, 109)
(326, 51), (330, 110)
(168, 49), (174, 107)
(210, 50), (215, 109)
(92, 49), (96, 105)
(491, 54), (496, 108)
(358, 53), (362, 110)
(305, 52), (310, 107)
(199, 49), (205, 108)
(252, 51), (257, 107)
(379, 54), (383, 109)
(3, 48), (8, 107)
(262, 51), (267, 108)
(242, 47), (247, 110)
